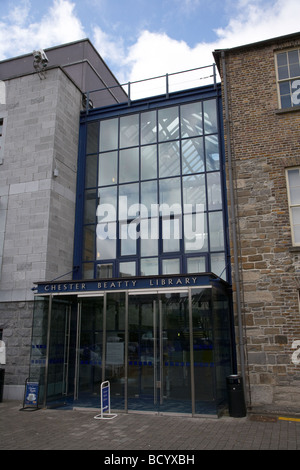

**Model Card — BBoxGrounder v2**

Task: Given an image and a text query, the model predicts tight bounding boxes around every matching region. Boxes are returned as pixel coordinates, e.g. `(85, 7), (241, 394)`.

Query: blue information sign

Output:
(24, 380), (39, 408)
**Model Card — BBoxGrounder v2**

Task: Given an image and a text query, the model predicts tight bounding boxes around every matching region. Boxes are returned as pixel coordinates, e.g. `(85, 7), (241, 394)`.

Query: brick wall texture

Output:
(219, 35), (300, 414)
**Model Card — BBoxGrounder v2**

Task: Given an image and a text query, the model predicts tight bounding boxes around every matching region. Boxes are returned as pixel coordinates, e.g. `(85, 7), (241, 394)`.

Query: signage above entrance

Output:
(34, 273), (226, 295)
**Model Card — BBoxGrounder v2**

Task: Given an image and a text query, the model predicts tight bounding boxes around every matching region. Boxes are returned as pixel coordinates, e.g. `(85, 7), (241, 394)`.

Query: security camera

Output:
(33, 49), (49, 66)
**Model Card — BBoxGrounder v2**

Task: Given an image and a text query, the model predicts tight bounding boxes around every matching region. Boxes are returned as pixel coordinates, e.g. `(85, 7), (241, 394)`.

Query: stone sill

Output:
(275, 105), (300, 115)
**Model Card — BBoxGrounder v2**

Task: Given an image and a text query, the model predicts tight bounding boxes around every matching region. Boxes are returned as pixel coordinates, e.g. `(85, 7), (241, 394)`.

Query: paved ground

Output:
(1, 400), (300, 453)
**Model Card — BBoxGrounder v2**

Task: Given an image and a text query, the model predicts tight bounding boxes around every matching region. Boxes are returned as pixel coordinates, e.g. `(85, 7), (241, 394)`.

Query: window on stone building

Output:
(276, 49), (300, 109)
(286, 168), (300, 245)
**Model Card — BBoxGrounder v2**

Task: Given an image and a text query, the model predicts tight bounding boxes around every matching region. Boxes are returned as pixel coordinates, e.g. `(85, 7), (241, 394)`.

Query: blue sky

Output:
(1, 0), (300, 86)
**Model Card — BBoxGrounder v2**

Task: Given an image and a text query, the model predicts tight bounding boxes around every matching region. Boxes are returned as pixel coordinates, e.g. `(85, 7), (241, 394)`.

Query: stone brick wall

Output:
(218, 35), (300, 414)
(0, 68), (82, 396)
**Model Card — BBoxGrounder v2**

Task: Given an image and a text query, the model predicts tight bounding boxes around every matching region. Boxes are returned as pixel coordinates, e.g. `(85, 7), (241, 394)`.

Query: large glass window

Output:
(81, 97), (227, 280)
(286, 167), (300, 245)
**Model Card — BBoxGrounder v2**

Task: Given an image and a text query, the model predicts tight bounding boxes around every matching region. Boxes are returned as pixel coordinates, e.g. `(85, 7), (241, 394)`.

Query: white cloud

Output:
(0, 0), (85, 60)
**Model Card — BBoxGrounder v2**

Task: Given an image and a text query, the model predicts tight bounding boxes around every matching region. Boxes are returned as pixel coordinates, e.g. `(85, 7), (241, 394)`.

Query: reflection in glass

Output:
(203, 99), (217, 134)
(84, 190), (97, 224)
(181, 101), (203, 137)
(119, 183), (139, 221)
(120, 114), (139, 148)
(119, 261), (136, 277)
(100, 118), (118, 151)
(98, 152), (118, 186)
(210, 252), (226, 279)
(120, 222), (137, 256)
(83, 225), (95, 261)
(97, 186), (117, 222)
(184, 213), (208, 252)
(96, 264), (113, 278)
(140, 257), (158, 275)
(209, 212), (224, 251)
(162, 217), (181, 252)
(162, 258), (180, 274)
(205, 135), (220, 171)
(207, 172), (222, 210)
(141, 110), (157, 144)
(187, 256), (206, 273)
(183, 174), (206, 212)
(96, 222), (116, 259)
(119, 148), (139, 183)
(86, 121), (99, 154)
(141, 145), (157, 180)
(182, 137), (205, 174)
(85, 155), (97, 188)
(159, 141), (180, 177)
(141, 180), (157, 211)
(158, 106), (179, 141)
(159, 177), (181, 208)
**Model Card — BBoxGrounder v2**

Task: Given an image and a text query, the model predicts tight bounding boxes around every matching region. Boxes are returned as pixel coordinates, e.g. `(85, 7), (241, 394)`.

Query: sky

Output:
(1, 0), (300, 93)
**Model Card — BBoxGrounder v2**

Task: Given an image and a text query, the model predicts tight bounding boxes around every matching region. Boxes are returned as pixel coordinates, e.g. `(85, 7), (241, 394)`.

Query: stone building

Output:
(0, 39), (126, 400)
(214, 32), (300, 415)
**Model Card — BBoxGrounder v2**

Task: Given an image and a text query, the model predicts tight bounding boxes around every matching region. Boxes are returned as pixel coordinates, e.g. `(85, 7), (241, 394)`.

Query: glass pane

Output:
(162, 217), (181, 252)
(207, 172), (222, 210)
(181, 101), (203, 138)
(120, 222), (137, 256)
(158, 106), (179, 141)
(140, 217), (158, 256)
(119, 183), (139, 221)
(141, 237), (158, 257)
(162, 258), (180, 274)
(277, 52), (287, 67)
(292, 206), (300, 225)
(119, 148), (139, 183)
(105, 292), (126, 409)
(211, 253), (226, 279)
(182, 137), (205, 174)
(184, 213), (208, 252)
(205, 135), (220, 171)
(140, 258), (158, 275)
(159, 177), (181, 207)
(183, 174), (206, 212)
(281, 93), (292, 108)
(288, 168), (300, 187)
(98, 152), (118, 186)
(293, 224), (300, 244)
(203, 99), (217, 134)
(278, 66), (289, 80)
(288, 50), (299, 65)
(119, 261), (136, 277)
(141, 145), (157, 180)
(84, 190), (96, 224)
(82, 262), (94, 279)
(141, 180), (158, 212)
(99, 118), (118, 152)
(290, 63), (300, 78)
(96, 264), (113, 278)
(187, 256), (206, 273)
(120, 114), (139, 148)
(83, 225), (95, 261)
(292, 80), (300, 105)
(97, 186), (117, 222)
(209, 211), (224, 251)
(279, 81), (290, 95)
(159, 141), (180, 177)
(96, 222), (116, 259)
(141, 110), (157, 144)
(85, 155), (98, 188)
(86, 122), (99, 154)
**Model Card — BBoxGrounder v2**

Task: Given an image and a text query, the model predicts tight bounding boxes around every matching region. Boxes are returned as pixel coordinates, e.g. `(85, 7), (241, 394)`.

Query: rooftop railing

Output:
(83, 63), (219, 112)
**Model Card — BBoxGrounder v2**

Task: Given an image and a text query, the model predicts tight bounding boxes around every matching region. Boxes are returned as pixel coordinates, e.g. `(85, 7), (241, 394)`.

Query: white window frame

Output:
(275, 48), (300, 109)
(286, 167), (300, 246)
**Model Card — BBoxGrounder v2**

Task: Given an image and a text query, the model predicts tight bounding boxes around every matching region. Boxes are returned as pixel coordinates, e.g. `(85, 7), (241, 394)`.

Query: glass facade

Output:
(78, 92), (228, 281)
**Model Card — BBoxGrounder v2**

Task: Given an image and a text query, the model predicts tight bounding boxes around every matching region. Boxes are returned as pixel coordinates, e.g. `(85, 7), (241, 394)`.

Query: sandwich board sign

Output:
(20, 378), (39, 411)
(94, 381), (117, 420)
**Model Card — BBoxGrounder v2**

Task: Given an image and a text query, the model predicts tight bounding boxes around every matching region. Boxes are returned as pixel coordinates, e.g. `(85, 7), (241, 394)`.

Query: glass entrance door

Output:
(128, 291), (192, 413)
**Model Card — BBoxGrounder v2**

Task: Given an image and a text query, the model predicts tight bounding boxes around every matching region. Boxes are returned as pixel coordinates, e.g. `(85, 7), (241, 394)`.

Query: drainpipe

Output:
(221, 51), (246, 389)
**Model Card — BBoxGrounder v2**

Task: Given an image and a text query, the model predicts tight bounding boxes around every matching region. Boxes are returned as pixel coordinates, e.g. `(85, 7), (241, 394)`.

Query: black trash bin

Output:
(226, 374), (246, 417)
(0, 368), (5, 403)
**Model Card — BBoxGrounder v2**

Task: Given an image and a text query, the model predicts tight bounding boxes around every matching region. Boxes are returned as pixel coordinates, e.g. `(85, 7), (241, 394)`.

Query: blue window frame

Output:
(74, 86), (230, 282)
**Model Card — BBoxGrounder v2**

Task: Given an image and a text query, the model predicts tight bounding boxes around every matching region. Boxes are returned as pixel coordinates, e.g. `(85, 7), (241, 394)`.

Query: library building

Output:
(0, 32), (300, 418)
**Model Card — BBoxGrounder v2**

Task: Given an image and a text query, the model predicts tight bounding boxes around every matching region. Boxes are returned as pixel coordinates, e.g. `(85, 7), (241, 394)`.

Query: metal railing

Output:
(83, 63), (219, 112)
